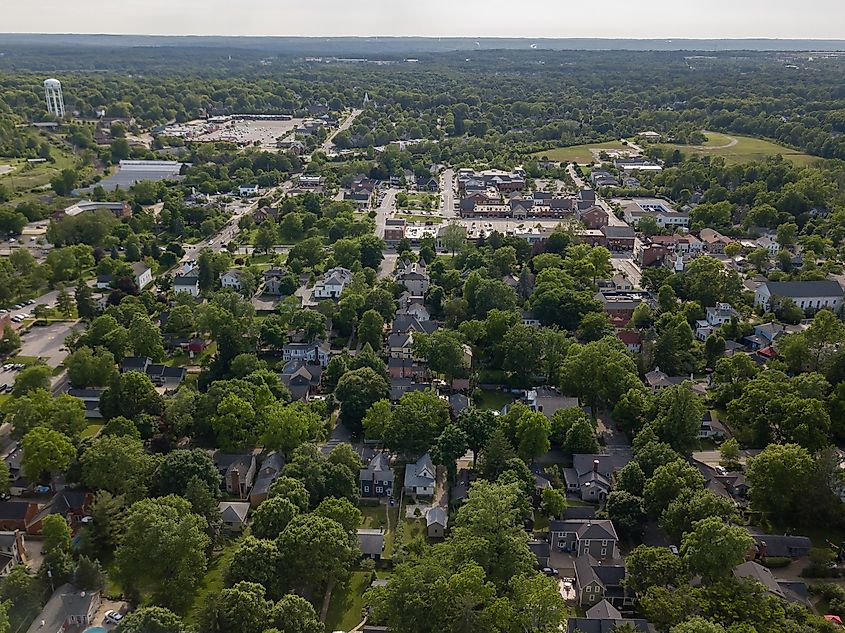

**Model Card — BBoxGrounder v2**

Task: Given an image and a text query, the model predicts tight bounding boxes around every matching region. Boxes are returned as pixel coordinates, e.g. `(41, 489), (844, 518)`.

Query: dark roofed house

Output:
(750, 533), (812, 559)
(733, 561), (811, 607)
(250, 452), (285, 507)
(528, 538), (551, 567)
(550, 518), (619, 560)
(280, 359), (323, 401)
(213, 451), (257, 499)
(360, 452), (394, 498)
(564, 454), (631, 502)
(358, 528), (385, 560)
(574, 554), (633, 610)
(0, 502), (36, 532)
(426, 507), (448, 538)
(120, 356), (151, 373)
(26, 490), (92, 535)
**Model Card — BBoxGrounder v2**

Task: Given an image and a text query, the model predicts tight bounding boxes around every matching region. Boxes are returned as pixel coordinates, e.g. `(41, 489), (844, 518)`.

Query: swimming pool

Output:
(83, 627), (107, 633)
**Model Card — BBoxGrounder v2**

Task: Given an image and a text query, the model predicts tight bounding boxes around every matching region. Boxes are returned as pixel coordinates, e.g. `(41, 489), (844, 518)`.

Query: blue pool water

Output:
(83, 628), (107, 633)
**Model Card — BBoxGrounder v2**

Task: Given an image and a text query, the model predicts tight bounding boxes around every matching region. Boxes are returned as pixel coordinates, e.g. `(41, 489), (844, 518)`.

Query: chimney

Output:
(593, 459), (599, 473)
(230, 468), (241, 497)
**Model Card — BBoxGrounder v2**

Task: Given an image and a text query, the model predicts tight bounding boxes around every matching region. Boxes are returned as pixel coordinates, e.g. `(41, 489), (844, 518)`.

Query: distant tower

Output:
(363, 92), (370, 107)
(44, 79), (65, 118)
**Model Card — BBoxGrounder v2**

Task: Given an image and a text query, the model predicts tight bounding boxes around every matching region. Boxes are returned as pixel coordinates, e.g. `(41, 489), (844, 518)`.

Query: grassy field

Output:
(185, 538), (240, 625)
(532, 141), (632, 164)
(0, 141), (81, 203)
(655, 132), (817, 166)
(395, 213), (439, 223)
(324, 571), (372, 632)
(396, 192), (437, 211)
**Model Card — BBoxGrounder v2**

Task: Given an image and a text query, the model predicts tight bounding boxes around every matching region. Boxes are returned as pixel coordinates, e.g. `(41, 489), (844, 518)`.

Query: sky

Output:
(4, 0), (845, 39)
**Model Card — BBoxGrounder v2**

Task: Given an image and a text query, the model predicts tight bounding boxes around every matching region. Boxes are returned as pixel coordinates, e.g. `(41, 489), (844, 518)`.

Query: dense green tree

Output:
(335, 367), (390, 434)
(21, 427), (74, 481)
(681, 517), (753, 583)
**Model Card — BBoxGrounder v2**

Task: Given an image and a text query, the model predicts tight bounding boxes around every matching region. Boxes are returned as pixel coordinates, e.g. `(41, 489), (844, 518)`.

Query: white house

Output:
(754, 280), (844, 312)
(394, 260), (430, 295)
(132, 262), (153, 290)
(173, 276), (200, 296)
(755, 235), (780, 255)
(404, 453), (436, 496)
(313, 267), (351, 299)
(695, 302), (739, 341)
(220, 269), (244, 291)
(282, 340), (331, 367)
(238, 184), (260, 197)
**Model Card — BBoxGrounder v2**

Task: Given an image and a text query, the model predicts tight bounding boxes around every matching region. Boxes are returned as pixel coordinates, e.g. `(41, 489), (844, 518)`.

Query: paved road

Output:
(374, 188), (398, 239)
(321, 109), (362, 153)
(378, 253), (398, 280)
(566, 163), (629, 228)
(611, 255), (643, 289)
(439, 168), (455, 218)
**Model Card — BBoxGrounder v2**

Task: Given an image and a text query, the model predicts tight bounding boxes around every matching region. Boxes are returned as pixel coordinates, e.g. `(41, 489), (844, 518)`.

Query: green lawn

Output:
(359, 502), (400, 559)
(324, 571), (371, 632)
(654, 132), (817, 166)
(186, 538), (241, 624)
(475, 389), (515, 412)
(80, 424), (103, 440)
(532, 141), (632, 164)
(395, 213), (439, 223)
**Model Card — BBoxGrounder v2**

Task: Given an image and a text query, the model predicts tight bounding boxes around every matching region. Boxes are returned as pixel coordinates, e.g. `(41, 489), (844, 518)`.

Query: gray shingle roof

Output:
(764, 280), (843, 298)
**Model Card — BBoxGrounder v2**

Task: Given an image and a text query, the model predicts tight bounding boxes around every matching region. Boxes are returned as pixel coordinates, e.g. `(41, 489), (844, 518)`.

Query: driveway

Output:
(549, 547), (577, 578)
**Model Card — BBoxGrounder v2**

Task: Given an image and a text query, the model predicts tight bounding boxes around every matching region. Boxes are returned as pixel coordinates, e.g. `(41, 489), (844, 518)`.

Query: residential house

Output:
(313, 267), (352, 299)
(219, 501), (250, 532)
(591, 170), (619, 188)
(525, 387), (579, 418)
(749, 533), (812, 559)
(610, 274), (633, 291)
(358, 529), (385, 560)
(220, 268), (245, 291)
(426, 507), (448, 538)
(282, 340), (331, 367)
(695, 302), (739, 341)
(648, 234), (704, 256)
(699, 411), (729, 440)
(574, 554), (633, 609)
(145, 364), (187, 390)
(644, 368), (688, 392)
(417, 176), (439, 192)
(173, 276), (200, 296)
(755, 235), (780, 255)
(564, 454), (631, 502)
(298, 175), (324, 189)
(63, 388), (100, 420)
(448, 393), (470, 416)
(250, 452), (285, 507)
(395, 260), (430, 295)
(733, 561), (811, 607)
(25, 583), (101, 633)
(360, 452), (394, 498)
(238, 184), (260, 197)
(617, 330), (642, 354)
(280, 359), (323, 401)
(389, 378), (432, 402)
(131, 262), (153, 290)
(213, 452), (257, 499)
(566, 601), (654, 633)
(26, 490), (92, 535)
(521, 310), (541, 327)
(252, 206), (281, 224)
(387, 331), (415, 360)
(387, 357), (428, 381)
(528, 539), (551, 568)
(0, 530), (26, 576)
(699, 228), (734, 254)
(754, 280), (844, 312)
(404, 453), (436, 496)
(550, 518), (620, 560)
(0, 502), (36, 532)
(5, 445), (31, 495)
(262, 267), (289, 296)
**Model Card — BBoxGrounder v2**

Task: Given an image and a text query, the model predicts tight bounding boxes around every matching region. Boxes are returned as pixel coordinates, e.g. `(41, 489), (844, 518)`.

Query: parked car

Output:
(542, 567), (559, 577)
(105, 610), (123, 624)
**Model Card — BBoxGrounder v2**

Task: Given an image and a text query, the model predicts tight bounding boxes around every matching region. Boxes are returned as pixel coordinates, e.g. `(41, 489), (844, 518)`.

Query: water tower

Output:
(44, 78), (65, 118)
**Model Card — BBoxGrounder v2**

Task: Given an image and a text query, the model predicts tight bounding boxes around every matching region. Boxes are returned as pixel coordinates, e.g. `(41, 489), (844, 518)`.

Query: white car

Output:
(104, 610), (123, 623)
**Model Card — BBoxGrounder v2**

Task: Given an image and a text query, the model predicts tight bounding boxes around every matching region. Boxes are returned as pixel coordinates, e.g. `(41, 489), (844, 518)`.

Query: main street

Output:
(566, 163), (628, 228)
(439, 168), (455, 218)
(374, 188), (398, 239)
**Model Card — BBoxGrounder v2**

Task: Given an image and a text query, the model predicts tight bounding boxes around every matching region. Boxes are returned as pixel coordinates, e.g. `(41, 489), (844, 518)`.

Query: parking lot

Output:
(18, 321), (84, 368)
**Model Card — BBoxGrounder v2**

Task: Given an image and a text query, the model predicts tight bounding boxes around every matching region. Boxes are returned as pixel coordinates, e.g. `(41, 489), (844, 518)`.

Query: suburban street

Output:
(374, 188), (398, 239)
(321, 108), (362, 153)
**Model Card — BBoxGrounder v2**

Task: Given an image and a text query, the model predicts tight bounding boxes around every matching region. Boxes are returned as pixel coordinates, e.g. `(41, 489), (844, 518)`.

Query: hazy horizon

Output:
(4, 0), (845, 39)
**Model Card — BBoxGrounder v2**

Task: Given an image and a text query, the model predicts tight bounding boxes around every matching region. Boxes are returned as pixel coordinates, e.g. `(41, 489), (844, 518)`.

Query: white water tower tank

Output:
(44, 78), (65, 118)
